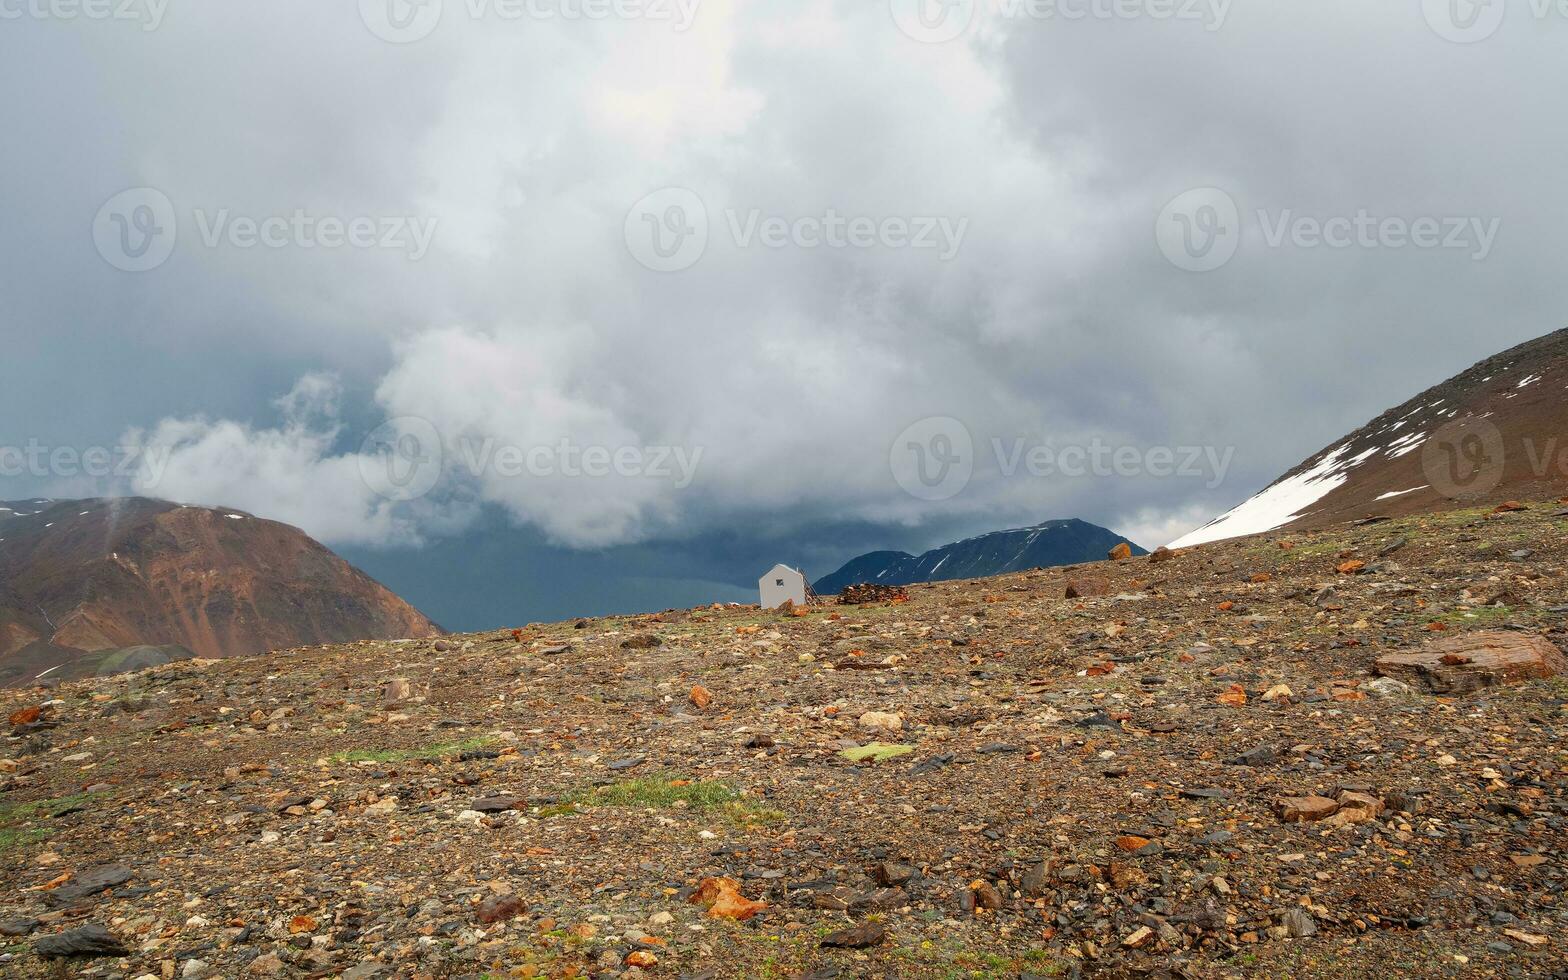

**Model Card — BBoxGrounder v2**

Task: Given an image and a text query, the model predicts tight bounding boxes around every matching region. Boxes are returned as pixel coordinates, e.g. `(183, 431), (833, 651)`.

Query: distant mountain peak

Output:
(814, 518), (1143, 595)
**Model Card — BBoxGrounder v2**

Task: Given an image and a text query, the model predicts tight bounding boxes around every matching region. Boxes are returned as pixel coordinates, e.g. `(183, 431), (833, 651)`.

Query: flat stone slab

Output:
(1376, 631), (1568, 694)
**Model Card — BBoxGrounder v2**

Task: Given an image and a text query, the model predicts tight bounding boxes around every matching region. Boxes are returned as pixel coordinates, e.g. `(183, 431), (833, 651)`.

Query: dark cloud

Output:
(2, 1), (1564, 564)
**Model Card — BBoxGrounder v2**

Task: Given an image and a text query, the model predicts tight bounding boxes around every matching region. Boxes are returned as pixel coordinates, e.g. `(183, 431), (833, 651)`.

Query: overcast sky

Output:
(3, 1), (1565, 566)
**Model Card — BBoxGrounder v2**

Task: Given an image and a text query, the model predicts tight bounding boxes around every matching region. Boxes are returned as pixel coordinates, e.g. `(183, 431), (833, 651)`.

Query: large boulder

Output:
(1375, 631), (1567, 694)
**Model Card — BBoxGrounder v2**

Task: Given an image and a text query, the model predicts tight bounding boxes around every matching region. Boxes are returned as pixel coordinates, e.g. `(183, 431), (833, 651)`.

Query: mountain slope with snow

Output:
(1173, 327), (1568, 548)
(815, 519), (1144, 595)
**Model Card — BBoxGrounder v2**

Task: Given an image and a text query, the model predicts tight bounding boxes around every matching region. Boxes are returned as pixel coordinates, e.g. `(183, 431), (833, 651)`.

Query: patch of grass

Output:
(840, 743), (913, 763)
(329, 736), (494, 765)
(1434, 605), (1516, 626)
(0, 791), (99, 853)
(542, 775), (784, 826)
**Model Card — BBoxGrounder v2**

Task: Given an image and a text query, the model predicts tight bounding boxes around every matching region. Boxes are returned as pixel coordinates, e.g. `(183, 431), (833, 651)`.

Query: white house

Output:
(759, 563), (808, 609)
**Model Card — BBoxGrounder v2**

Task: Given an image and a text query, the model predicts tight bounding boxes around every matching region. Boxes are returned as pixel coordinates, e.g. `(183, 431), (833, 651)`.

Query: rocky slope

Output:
(1174, 327), (1568, 548)
(3, 500), (1565, 977)
(815, 519), (1144, 595)
(0, 498), (441, 686)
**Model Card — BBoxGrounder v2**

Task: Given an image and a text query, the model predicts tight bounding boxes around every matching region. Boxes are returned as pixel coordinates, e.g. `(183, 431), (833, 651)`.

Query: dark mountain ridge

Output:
(814, 518), (1145, 595)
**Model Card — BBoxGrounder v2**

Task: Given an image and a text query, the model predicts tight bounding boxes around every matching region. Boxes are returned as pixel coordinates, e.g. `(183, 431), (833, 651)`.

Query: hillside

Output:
(1174, 327), (1568, 547)
(5, 502), (1563, 977)
(815, 519), (1145, 595)
(0, 498), (441, 686)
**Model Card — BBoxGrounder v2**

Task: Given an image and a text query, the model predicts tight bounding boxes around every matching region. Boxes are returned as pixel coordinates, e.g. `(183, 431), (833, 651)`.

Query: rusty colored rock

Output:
(475, 894), (526, 924)
(383, 678), (412, 706)
(1375, 631), (1567, 694)
(1108, 542), (1133, 561)
(689, 685), (713, 709)
(689, 877), (766, 920)
(1275, 795), (1340, 823)
(1325, 791), (1385, 827)
(8, 706), (41, 727)
(1065, 576), (1112, 600)
(838, 584), (909, 605)
(969, 880), (1004, 911)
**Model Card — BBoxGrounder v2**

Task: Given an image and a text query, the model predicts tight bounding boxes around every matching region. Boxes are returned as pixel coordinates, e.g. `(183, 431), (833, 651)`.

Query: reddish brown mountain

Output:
(0, 497), (440, 686)
(1173, 327), (1568, 548)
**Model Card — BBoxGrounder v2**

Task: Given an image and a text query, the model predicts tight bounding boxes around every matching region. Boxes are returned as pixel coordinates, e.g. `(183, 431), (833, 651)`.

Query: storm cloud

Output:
(3, 0), (1565, 555)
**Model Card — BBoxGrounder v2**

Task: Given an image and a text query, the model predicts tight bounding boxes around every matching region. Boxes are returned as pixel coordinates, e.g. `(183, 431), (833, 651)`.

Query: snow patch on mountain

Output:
(1168, 444), (1378, 549)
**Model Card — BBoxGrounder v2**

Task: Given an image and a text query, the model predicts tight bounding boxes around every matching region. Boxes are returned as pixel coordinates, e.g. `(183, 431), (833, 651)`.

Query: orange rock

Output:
(625, 951), (659, 968)
(1376, 631), (1568, 694)
(8, 706), (40, 727)
(288, 916), (317, 934)
(1216, 684), (1247, 707)
(689, 686), (713, 710)
(689, 877), (767, 921)
(1250, 573), (1272, 583)
(1108, 542), (1133, 561)
(1337, 560), (1365, 575)
(1275, 795), (1340, 823)
(1065, 576), (1112, 599)
(1217, 601), (1235, 611)
(1116, 835), (1151, 852)
(1494, 500), (1528, 513)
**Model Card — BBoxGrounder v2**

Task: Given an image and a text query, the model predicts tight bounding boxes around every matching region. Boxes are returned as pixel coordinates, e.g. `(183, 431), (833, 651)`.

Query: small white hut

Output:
(759, 563), (808, 609)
